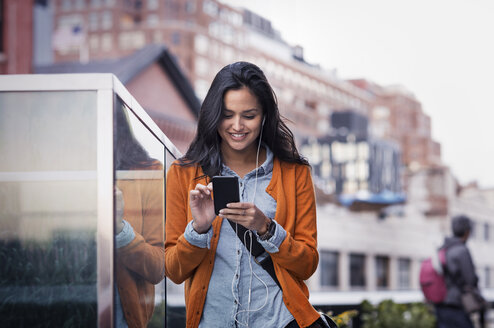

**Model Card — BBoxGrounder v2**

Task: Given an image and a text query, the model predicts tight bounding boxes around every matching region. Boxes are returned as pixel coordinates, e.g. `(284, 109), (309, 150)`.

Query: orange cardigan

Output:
(116, 164), (165, 328)
(165, 158), (320, 327)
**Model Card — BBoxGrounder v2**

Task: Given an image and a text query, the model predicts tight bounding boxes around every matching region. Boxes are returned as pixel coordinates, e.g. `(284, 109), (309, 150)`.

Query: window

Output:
(101, 33), (112, 52)
(62, 0), (72, 11)
(398, 258), (411, 289)
(90, 0), (101, 8)
(484, 223), (489, 241)
(203, 0), (218, 17)
(89, 35), (99, 51)
(376, 256), (390, 288)
(74, 0), (85, 10)
(147, 0), (159, 10)
(485, 267), (491, 288)
(152, 30), (163, 43)
(146, 14), (159, 27)
(350, 253), (366, 288)
(118, 31), (146, 50)
(88, 13), (99, 31)
(194, 34), (209, 54)
(172, 32), (180, 45)
(101, 11), (113, 30)
(470, 221), (476, 239)
(320, 251), (339, 287)
(195, 79), (210, 101)
(195, 57), (208, 77)
(185, 0), (196, 13)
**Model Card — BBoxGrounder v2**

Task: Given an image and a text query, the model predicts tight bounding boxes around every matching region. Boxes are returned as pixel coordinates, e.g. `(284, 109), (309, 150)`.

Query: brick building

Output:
(0, 0), (35, 74)
(51, 0), (372, 141)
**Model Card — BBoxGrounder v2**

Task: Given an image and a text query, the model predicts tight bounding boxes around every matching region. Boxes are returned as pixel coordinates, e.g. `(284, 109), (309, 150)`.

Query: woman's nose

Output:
(232, 117), (242, 130)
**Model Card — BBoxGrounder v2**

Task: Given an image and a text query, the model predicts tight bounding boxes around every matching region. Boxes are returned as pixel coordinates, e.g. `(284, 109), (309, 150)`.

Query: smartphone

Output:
(212, 176), (240, 215)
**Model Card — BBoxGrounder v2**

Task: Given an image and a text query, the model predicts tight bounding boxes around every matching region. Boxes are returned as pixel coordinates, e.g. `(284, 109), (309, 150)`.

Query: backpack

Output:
(419, 247), (447, 303)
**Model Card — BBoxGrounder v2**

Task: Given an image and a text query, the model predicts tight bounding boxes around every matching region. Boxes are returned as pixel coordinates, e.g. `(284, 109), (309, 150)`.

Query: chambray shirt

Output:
(184, 147), (295, 328)
(115, 220), (135, 328)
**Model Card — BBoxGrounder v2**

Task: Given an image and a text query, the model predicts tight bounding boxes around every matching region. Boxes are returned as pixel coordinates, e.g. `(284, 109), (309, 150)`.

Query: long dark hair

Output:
(115, 101), (154, 170)
(179, 61), (308, 177)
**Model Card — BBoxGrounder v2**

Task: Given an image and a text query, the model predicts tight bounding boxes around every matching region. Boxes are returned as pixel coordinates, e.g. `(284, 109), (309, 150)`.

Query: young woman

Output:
(165, 62), (324, 327)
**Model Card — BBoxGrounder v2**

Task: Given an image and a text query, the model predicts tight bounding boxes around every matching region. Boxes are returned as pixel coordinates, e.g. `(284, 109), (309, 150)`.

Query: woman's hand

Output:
(115, 186), (125, 234)
(219, 202), (271, 234)
(189, 182), (215, 233)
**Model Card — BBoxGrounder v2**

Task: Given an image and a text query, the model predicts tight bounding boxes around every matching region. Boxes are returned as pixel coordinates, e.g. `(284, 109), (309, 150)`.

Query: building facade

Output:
(51, 0), (372, 142)
(0, 0), (35, 74)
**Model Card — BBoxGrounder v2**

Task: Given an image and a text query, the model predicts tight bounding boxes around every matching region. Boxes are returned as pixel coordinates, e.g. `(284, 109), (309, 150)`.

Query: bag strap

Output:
(226, 219), (282, 290)
(227, 220), (340, 328)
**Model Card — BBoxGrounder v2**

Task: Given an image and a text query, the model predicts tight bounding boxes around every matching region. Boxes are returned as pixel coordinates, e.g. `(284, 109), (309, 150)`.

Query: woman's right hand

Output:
(189, 182), (215, 233)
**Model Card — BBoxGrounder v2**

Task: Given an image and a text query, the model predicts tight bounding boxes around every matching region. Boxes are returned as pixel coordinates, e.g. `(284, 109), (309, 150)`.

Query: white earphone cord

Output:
(231, 119), (268, 327)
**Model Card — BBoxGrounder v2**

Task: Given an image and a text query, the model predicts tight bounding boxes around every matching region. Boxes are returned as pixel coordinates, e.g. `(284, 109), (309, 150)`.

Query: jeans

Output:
(435, 305), (474, 328)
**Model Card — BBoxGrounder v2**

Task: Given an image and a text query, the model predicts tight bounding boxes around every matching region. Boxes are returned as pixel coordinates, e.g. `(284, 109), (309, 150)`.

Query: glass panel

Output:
(113, 98), (165, 327)
(0, 91), (98, 326)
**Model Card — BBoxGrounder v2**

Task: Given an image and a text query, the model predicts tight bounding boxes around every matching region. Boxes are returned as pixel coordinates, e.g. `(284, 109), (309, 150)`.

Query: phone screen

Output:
(212, 176), (240, 215)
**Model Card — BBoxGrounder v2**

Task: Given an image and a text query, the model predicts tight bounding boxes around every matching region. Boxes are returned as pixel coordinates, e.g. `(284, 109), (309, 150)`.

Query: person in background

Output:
(164, 62), (327, 327)
(435, 215), (479, 328)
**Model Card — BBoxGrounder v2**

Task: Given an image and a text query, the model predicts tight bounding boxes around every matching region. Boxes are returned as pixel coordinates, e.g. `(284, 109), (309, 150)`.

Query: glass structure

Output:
(0, 74), (181, 327)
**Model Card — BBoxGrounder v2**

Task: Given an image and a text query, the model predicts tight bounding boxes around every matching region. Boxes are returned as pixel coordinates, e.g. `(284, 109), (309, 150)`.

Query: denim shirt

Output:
(115, 220), (135, 327)
(184, 147), (294, 327)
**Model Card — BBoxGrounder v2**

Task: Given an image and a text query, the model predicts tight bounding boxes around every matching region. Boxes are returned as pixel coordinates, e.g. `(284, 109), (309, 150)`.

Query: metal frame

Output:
(0, 73), (182, 326)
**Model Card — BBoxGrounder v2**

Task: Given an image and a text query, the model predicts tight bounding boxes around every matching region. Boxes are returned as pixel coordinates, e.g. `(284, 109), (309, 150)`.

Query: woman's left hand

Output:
(219, 202), (271, 234)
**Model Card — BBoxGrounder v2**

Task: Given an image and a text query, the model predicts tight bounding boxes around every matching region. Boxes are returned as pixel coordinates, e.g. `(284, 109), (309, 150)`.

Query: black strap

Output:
(226, 219), (282, 289)
(227, 220), (339, 328)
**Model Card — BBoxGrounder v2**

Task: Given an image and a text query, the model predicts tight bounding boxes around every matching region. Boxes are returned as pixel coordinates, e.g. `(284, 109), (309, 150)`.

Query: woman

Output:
(165, 62), (323, 327)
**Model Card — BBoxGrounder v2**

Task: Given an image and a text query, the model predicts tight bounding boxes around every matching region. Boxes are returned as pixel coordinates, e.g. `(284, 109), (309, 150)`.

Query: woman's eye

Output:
(244, 116), (255, 119)
(222, 114), (233, 119)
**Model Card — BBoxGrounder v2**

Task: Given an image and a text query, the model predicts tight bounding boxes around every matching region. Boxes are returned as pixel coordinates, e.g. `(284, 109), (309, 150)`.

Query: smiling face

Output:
(218, 87), (263, 158)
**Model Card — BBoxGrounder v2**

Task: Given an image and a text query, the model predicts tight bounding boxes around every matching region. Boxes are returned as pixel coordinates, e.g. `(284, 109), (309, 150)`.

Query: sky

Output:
(221, 0), (494, 188)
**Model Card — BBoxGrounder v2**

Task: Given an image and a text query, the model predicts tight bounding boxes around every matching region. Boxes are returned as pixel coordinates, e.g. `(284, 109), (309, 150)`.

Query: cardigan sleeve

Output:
(117, 164), (166, 285)
(164, 163), (209, 284)
(271, 164), (319, 280)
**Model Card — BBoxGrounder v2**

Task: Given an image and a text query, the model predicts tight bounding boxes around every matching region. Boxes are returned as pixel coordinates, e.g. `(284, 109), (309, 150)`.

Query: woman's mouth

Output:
(230, 133), (247, 140)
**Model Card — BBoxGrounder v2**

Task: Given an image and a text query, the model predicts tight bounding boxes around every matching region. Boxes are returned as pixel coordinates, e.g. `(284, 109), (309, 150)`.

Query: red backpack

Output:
(419, 248), (447, 303)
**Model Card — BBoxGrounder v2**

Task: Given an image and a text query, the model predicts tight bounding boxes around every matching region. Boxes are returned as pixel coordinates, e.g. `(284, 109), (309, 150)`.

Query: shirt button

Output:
(237, 250), (240, 254)
(236, 274), (239, 279)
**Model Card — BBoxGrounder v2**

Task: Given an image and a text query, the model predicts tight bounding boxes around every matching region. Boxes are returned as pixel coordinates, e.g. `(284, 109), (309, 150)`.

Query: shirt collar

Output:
(221, 144), (273, 177)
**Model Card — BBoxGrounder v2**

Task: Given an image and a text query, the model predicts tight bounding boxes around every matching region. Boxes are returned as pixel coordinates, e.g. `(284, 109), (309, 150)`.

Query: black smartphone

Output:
(212, 176), (240, 215)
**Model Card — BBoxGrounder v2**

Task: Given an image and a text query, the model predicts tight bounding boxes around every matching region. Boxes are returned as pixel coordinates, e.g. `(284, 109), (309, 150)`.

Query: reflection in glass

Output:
(114, 98), (165, 327)
(0, 91), (98, 326)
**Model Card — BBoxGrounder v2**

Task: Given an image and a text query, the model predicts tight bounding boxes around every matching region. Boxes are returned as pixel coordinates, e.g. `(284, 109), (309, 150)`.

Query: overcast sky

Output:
(221, 0), (494, 188)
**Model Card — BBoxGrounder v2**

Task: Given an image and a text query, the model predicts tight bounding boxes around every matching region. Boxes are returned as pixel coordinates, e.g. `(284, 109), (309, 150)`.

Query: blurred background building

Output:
(1, 0), (493, 323)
